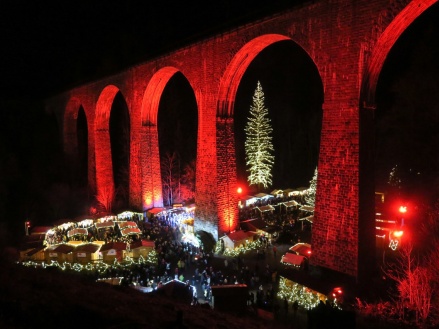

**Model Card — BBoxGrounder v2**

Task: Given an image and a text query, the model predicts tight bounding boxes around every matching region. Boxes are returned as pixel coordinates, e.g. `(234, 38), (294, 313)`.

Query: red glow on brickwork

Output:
(63, 97), (94, 191)
(142, 67), (179, 125)
(362, 0), (436, 105)
(216, 35), (291, 236)
(140, 68), (182, 209)
(95, 85), (120, 211)
(217, 34), (290, 117)
(53, 1), (439, 285)
(64, 98), (82, 157)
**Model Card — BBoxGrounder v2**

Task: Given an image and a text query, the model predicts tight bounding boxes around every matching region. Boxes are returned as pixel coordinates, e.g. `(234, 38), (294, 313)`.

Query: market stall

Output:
(281, 252), (305, 269)
(99, 242), (127, 263)
(130, 239), (155, 259)
(44, 244), (74, 263)
(221, 230), (257, 250)
(73, 243), (101, 264)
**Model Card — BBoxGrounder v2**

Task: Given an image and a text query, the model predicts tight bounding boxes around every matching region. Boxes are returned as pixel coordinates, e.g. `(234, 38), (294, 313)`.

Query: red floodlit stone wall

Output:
(216, 118), (239, 236)
(46, 0), (436, 285)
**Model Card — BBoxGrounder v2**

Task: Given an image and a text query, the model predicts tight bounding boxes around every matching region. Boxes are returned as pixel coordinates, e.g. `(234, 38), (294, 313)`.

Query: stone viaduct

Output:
(46, 0), (438, 286)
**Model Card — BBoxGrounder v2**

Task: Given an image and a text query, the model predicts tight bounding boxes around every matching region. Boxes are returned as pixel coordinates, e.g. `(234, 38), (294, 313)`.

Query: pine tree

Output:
(305, 167), (318, 206)
(245, 81), (274, 191)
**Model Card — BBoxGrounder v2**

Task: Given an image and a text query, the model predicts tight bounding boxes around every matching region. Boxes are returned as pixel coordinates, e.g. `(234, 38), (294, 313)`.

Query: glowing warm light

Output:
(399, 206), (407, 214)
(276, 276), (339, 310)
(216, 239), (262, 257)
(237, 187), (242, 194)
(393, 230), (403, 238)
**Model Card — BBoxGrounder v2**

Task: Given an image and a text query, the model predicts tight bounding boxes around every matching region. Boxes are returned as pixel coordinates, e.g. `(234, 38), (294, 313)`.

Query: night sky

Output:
(0, 0), (299, 100)
(1, 1), (439, 236)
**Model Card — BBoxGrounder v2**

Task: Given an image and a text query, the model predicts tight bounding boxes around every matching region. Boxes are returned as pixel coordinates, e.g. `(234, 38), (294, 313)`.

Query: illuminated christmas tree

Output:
(245, 81), (274, 191)
(305, 167), (318, 206)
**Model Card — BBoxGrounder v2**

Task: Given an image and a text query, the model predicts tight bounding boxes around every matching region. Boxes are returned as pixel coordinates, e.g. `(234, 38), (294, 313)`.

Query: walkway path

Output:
(183, 242), (308, 328)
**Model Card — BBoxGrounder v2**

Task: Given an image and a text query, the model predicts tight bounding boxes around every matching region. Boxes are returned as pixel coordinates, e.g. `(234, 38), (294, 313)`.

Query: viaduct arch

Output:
(46, 0), (438, 286)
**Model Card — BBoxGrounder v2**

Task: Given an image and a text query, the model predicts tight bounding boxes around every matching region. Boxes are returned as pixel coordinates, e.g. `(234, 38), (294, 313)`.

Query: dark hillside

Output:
(0, 261), (277, 329)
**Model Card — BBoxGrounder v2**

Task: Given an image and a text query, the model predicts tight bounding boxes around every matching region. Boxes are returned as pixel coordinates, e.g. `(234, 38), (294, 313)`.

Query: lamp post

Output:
(399, 205), (407, 226)
(24, 221), (30, 235)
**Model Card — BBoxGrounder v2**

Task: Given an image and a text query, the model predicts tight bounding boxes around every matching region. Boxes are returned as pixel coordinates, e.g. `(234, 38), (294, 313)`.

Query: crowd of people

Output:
(38, 202), (308, 317)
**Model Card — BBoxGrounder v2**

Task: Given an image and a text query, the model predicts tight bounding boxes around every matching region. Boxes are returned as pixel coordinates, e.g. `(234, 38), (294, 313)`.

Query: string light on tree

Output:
(245, 81), (274, 191)
(305, 167), (318, 206)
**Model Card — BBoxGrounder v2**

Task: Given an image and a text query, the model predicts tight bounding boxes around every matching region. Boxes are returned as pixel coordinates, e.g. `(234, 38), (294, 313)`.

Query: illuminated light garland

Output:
(18, 251), (158, 279)
(389, 239), (399, 251)
(244, 81), (275, 189)
(146, 250), (158, 264)
(276, 276), (340, 310)
(216, 239), (262, 257)
(280, 259), (301, 269)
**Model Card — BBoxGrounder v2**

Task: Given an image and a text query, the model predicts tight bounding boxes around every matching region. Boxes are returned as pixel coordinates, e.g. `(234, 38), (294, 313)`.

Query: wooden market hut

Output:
(221, 230), (257, 250)
(67, 227), (89, 241)
(281, 252), (305, 269)
(256, 205), (275, 213)
(73, 243), (101, 264)
(283, 188), (295, 198)
(130, 239), (155, 260)
(118, 221), (141, 238)
(19, 233), (46, 261)
(282, 200), (300, 211)
(289, 242), (312, 258)
(44, 244), (74, 263)
(240, 218), (279, 240)
(238, 195), (258, 208)
(256, 205), (275, 220)
(99, 242), (127, 263)
(95, 220), (115, 241)
(146, 207), (166, 220)
(299, 205), (315, 213)
(22, 245), (46, 262)
(270, 189), (284, 198)
(254, 192), (274, 203)
(292, 186), (308, 196)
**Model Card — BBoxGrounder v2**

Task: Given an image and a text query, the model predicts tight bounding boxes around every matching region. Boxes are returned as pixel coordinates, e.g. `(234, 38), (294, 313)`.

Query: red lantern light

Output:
(399, 206), (407, 214)
(393, 230), (403, 238)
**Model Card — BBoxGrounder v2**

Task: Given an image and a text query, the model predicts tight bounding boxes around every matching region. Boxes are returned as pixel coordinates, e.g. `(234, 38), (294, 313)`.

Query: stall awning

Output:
(120, 227), (141, 236)
(289, 243), (311, 257)
(256, 205), (275, 212)
(130, 239), (155, 249)
(147, 207), (166, 216)
(95, 221), (114, 229)
(100, 242), (127, 252)
(74, 243), (101, 253)
(46, 244), (75, 254)
(298, 215), (314, 223)
(118, 221), (138, 229)
(282, 200), (299, 208)
(225, 230), (256, 242)
(299, 205), (315, 212)
(281, 253), (304, 267)
(254, 193), (274, 200)
(67, 228), (88, 238)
